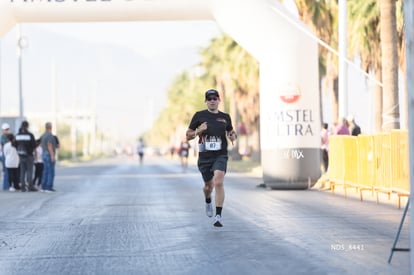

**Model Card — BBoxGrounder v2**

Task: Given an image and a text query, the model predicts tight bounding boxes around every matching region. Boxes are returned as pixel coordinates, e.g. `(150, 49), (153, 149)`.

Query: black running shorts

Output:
(197, 154), (228, 182)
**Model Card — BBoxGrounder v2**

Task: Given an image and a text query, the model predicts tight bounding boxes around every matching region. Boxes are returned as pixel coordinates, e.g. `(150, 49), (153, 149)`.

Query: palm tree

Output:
(380, 0), (399, 130)
(348, 0), (383, 132)
(396, 2), (407, 129)
(294, 0), (340, 124)
(348, 0), (405, 132)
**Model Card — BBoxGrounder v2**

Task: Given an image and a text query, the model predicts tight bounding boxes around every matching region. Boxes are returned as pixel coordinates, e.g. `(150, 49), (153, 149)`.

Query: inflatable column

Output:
(260, 41), (321, 189)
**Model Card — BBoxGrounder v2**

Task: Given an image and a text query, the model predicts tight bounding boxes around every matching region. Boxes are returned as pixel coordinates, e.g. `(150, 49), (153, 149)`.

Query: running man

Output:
(137, 138), (145, 165)
(178, 138), (191, 172)
(186, 89), (237, 227)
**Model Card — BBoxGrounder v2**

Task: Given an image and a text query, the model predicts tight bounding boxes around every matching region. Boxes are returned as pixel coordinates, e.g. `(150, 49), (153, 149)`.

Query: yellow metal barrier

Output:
(356, 135), (375, 200)
(390, 130), (410, 208)
(327, 130), (410, 208)
(329, 135), (358, 197)
(373, 132), (392, 195)
(327, 136), (342, 188)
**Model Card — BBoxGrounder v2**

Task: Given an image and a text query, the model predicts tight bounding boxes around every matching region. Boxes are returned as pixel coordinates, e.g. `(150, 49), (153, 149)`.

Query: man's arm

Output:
(48, 142), (55, 162)
(186, 122), (207, 141)
(227, 130), (237, 143)
(186, 128), (197, 141)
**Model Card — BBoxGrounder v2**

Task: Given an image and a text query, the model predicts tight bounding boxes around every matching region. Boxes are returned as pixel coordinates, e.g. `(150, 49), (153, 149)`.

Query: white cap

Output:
(346, 115), (354, 122)
(1, 123), (10, 130)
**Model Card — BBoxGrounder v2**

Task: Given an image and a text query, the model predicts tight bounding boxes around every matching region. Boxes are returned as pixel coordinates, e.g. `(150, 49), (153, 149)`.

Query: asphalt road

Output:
(0, 156), (410, 275)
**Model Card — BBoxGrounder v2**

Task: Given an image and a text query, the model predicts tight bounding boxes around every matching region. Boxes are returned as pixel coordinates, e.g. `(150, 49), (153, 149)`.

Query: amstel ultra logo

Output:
(279, 82), (301, 104)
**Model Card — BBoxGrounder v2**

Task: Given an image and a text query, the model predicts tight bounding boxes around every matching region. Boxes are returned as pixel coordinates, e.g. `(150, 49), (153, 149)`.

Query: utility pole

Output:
(51, 60), (57, 134)
(17, 24), (28, 121)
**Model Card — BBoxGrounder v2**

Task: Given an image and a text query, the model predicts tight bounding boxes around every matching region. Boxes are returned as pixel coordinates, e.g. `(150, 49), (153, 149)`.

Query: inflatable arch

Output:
(0, 0), (320, 189)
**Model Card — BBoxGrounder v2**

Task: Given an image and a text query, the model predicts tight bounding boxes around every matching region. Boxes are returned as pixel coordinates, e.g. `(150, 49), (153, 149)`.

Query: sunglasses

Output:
(206, 97), (219, 101)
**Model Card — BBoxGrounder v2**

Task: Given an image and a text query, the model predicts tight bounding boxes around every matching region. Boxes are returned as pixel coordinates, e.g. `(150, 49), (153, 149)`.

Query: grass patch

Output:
(227, 158), (261, 173)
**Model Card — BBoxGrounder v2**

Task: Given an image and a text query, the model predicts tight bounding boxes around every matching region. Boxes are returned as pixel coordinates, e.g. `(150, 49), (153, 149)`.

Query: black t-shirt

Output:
(352, 125), (361, 136)
(15, 130), (36, 157)
(188, 110), (233, 157)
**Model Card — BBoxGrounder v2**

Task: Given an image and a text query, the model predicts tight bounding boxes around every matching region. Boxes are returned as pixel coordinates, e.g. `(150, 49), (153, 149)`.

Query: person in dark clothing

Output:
(347, 115), (361, 136)
(15, 120), (37, 192)
(186, 89), (237, 227)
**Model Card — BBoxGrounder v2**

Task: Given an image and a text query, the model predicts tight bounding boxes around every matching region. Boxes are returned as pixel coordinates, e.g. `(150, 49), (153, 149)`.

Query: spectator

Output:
(1, 123), (11, 190)
(3, 134), (20, 192)
(334, 117), (350, 135)
(33, 140), (43, 189)
(40, 122), (58, 192)
(347, 115), (361, 136)
(15, 120), (37, 192)
(321, 123), (329, 173)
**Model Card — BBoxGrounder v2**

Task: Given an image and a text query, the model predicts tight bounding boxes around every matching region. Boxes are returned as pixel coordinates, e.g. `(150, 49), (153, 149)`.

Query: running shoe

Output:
(205, 202), (213, 217)
(9, 187), (16, 192)
(213, 215), (223, 227)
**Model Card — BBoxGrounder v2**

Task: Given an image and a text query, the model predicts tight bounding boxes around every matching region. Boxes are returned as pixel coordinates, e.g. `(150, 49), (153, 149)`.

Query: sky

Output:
(0, 21), (222, 141)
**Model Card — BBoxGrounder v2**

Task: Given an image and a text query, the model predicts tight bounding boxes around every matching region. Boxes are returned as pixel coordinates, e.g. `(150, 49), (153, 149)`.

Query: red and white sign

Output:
(279, 82), (301, 104)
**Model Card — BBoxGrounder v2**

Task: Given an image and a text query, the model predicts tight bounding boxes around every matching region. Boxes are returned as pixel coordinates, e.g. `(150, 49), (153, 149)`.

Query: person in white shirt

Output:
(3, 134), (20, 192)
(33, 140), (44, 189)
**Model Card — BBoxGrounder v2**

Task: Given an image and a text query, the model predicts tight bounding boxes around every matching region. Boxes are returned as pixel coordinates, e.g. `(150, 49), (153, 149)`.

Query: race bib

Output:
(205, 136), (222, 151)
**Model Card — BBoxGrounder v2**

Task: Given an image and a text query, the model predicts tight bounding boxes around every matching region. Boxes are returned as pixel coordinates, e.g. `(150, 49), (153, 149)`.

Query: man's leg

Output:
(49, 161), (56, 190)
(41, 154), (50, 191)
(203, 180), (214, 217)
(212, 170), (225, 227)
(213, 170), (225, 207)
(2, 157), (9, 190)
(38, 163), (44, 186)
(26, 157), (36, 191)
(7, 168), (15, 191)
(19, 158), (27, 191)
(203, 180), (213, 199)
